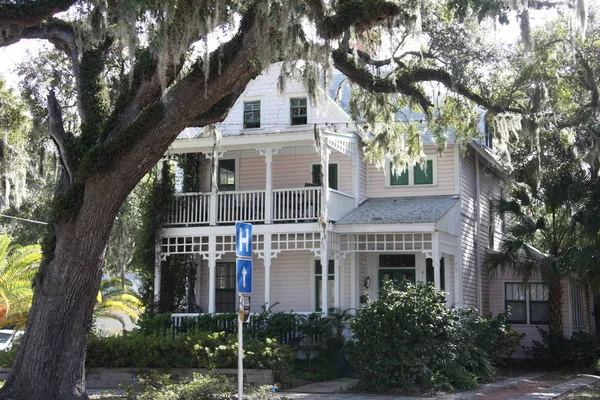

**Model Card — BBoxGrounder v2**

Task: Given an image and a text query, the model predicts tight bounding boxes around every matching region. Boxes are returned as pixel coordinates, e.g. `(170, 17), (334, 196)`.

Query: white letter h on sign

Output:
(238, 227), (250, 254)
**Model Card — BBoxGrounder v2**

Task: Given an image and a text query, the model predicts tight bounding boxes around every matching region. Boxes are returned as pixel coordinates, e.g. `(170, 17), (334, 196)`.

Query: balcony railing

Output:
(168, 193), (210, 225)
(166, 187), (322, 226)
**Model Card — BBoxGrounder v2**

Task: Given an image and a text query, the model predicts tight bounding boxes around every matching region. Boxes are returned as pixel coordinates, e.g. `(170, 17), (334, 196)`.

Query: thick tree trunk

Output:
(548, 280), (564, 338)
(0, 180), (121, 400)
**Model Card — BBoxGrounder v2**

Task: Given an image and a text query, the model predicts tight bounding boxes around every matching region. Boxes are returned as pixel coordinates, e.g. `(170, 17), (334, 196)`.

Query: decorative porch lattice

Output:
(326, 135), (356, 158)
(335, 233), (433, 257)
(439, 232), (459, 256)
(160, 234), (264, 259)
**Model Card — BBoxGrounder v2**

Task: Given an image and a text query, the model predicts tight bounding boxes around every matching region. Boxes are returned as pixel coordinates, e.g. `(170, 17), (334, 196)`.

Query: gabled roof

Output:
(335, 196), (459, 225)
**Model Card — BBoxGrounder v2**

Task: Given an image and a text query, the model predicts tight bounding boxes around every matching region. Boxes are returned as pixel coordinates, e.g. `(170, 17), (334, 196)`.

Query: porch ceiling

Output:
(335, 196), (459, 226)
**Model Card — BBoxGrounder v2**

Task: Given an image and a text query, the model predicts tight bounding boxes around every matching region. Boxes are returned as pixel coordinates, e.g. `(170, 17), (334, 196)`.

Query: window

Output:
(218, 159), (235, 191)
(505, 282), (548, 324)
(216, 263), (236, 313)
(414, 160), (433, 185)
(389, 160), (435, 186)
(244, 101), (260, 128)
(505, 283), (527, 324)
(290, 97), (307, 125)
(315, 260), (334, 312)
(311, 164), (338, 190)
(529, 283), (549, 324)
(379, 254), (416, 288)
(390, 165), (408, 186)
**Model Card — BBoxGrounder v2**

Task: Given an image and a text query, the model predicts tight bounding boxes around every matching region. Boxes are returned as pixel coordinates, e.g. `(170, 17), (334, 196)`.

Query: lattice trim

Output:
(336, 233), (433, 254)
(326, 136), (356, 158)
(272, 232), (321, 252)
(439, 232), (458, 256)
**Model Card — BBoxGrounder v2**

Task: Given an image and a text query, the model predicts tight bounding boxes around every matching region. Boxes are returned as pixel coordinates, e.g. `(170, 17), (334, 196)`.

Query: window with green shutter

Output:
(390, 164), (409, 186)
(414, 160), (433, 185)
(311, 164), (338, 190)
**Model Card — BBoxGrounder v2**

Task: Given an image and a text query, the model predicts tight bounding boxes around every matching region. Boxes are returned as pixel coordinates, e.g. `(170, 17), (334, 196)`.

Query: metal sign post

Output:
(235, 222), (253, 400)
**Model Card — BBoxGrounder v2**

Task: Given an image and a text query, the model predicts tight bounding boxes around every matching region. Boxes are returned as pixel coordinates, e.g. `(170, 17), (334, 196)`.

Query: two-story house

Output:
(156, 63), (591, 353)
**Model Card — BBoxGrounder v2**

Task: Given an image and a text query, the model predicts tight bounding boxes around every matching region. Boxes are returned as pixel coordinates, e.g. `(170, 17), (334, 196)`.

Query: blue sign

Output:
(236, 222), (253, 258)
(237, 258), (253, 294)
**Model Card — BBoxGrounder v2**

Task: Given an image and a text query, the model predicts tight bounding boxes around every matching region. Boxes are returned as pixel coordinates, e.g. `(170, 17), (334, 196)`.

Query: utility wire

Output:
(0, 214), (48, 225)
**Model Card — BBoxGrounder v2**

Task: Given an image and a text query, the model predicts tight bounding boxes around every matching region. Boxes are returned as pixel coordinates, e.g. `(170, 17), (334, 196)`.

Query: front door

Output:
(379, 269), (416, 288)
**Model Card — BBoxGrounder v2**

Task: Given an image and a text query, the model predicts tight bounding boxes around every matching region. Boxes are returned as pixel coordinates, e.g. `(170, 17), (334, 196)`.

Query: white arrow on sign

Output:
(242, 267), (248, 287)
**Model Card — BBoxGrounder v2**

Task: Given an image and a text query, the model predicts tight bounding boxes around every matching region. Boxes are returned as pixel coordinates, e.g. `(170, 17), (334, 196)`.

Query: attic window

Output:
(290, 97), (307, 125)
(244, 101), (260, 129)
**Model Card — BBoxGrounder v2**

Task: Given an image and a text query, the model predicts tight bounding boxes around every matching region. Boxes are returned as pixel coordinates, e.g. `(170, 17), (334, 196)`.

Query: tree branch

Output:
(305, 0), (411, 40)
(0, 0), (77, 27)
(0, 18), (75, 52)
(333, 49), (523, 114)
(47, 90), (75, 187)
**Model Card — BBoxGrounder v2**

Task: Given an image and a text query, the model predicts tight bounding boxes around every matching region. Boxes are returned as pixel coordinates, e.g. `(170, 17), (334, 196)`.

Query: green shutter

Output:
(414, 160), (433, 185)
(312, 164), (321, 185)
(390, 164), (408, 185)
(329, 164), (338, 190)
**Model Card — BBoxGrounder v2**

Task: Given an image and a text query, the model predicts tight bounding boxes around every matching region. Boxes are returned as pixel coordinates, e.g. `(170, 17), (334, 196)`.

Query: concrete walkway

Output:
(277, 373), (600, 400)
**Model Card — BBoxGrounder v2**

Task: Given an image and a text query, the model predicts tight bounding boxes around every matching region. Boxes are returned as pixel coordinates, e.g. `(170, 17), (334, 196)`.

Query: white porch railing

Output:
(272, 187), (321, 222)
(168, 193), (210, 225)
(167, 187), (322, 225)
(217, 190), (266, 223)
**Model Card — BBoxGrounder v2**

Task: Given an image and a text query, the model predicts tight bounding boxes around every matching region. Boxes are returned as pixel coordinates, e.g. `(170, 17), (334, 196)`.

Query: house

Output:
(156, 63), (591, 354)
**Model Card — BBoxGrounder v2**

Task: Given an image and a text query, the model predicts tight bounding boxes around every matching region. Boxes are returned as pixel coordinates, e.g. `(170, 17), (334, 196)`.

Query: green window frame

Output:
(218, 159), (235, 191)
(311, 164), (338, 190)
(390, 164), (409, 186)
(414, 160), (434, 185)
(315, 260), (334, 312)
(244, 101), (260, 129)
(290, 97), (307, 125)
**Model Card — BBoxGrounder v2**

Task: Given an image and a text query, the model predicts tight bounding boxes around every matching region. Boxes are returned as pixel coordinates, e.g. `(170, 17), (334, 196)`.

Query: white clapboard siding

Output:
(460, 150), (478, 308)
(270, 251), (313, 312)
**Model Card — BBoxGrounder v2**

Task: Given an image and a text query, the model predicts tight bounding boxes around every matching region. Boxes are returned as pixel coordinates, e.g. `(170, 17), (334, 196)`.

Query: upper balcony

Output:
(166, 186), (355, 226)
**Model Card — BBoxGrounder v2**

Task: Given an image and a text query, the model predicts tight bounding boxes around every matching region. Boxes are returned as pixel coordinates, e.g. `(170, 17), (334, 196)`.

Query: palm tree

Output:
(94, 277), (144, 329)
(483, 170), (586, 338)
(0, 235), (41, 329)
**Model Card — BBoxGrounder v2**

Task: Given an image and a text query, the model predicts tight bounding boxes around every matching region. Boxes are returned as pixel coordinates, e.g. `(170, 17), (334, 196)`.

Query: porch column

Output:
(264, 234), (272, 306)
(350, 251), (358, 312)
(208, 235), (217, 313)
(208, 151), (223, 226)
(194, 254), (202, 310)
(321, 235), (329, 316)
(352, 141), (360, 207)
(153, 243), (161, 312)
(334, 245), (341, 308)
(263, 149), (274, 224)
(432, 232), (441, 290)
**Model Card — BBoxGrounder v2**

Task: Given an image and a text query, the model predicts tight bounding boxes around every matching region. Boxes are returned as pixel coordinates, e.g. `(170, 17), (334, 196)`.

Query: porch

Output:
(155, 225), (460, 317)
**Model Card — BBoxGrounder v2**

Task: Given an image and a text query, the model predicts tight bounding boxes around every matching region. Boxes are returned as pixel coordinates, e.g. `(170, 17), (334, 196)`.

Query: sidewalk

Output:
(277, 373), (600, 400)
(88, 372), (600, 399)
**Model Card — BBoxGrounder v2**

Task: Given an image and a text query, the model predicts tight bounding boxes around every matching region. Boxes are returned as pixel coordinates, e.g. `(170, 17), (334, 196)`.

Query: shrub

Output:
(124, 372), (273, 400)
(345, 282), (519, 393)
(0, 348), (17, 367)
(525, 328), (600, 369)
(86, 330), (294, 383)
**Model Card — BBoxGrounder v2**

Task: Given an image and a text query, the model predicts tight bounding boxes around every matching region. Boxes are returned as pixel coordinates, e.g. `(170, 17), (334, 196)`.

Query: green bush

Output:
(525, 328), (600, 369)
(86, 330), (294, 383)
(124, 372), (273, 400)
(0, 348), (17, 367)
(345, 282), (520, 393)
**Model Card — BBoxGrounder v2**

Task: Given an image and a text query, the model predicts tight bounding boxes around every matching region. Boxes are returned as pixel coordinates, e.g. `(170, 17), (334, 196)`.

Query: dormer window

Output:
(290, 97), (307, 125)
(244, 101), (260, 129)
